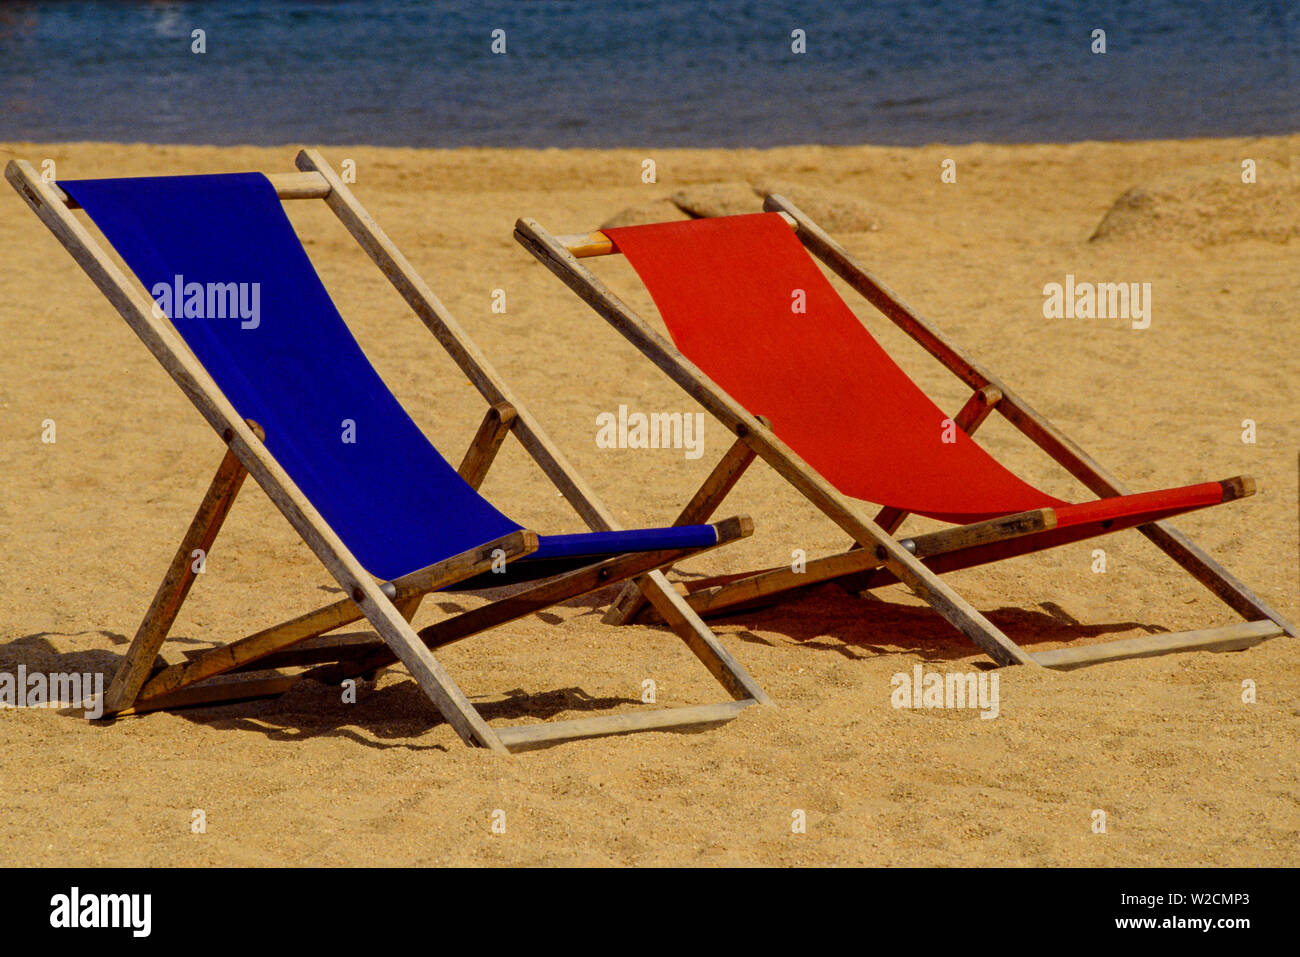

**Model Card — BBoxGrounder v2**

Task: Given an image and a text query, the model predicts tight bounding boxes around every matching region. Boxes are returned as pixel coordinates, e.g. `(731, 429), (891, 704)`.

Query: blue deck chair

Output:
(5, 151), (769, 753)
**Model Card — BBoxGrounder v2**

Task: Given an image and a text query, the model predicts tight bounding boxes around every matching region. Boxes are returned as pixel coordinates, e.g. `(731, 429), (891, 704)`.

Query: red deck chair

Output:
(515, 199), (1293, 669)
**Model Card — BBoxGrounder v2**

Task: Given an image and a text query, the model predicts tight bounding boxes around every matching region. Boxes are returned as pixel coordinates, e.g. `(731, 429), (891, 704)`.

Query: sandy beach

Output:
(0, 136), (1295, 866)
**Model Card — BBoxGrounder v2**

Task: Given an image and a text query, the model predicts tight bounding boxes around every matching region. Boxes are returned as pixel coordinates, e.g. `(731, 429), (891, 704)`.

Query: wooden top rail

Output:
(47, 171), (331, 210)
(557, 210), (799, 258)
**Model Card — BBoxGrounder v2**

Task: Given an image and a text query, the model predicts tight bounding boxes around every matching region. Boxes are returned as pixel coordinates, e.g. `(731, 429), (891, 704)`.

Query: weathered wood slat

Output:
(103, 439), (254, 712)
(1029, 620), (1283, 670)
(56, 172), (330, 210)
(113, 671), (302, 716)
(906, 508), (1053, 559)
(263, 171), (332, 201)
(683, 551), (877, 617)
(212, 632), (383, 671)
(495, 699), (755, 751)
(637, 568), (772, 700)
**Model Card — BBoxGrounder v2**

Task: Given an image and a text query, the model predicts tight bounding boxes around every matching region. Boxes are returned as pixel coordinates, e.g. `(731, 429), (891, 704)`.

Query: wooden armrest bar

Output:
(901, 507), (1055, 559)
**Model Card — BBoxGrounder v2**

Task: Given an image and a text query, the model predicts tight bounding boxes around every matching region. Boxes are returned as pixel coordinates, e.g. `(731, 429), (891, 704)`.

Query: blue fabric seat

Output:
(63, 173), (718, 583)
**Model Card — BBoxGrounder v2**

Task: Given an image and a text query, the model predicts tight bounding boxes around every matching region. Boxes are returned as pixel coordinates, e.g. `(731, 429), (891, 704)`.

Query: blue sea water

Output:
(0, 0), (1295, 147)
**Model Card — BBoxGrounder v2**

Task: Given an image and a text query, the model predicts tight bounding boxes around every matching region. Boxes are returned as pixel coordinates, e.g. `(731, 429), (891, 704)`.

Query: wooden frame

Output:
(513, 198), (1294, 669)
(5, 152), (770, 752)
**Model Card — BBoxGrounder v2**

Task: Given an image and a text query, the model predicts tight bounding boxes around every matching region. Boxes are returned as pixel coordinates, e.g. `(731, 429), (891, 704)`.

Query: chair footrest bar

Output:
(112, 670), (301, 716)
(494, 699), (757, 751)
(1028, 620), (1283, 671)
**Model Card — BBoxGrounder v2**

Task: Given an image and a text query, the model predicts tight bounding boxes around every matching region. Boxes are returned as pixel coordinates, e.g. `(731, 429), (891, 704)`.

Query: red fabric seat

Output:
(604, 212), (1230, 536)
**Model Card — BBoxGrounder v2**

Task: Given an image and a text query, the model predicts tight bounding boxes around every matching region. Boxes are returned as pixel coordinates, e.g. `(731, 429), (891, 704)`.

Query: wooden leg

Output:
(1133, 521), (1296, 636)
(641, 569), (772, 703)
(373, 594), (426, 680)
(987, 401), (1297, 635)
(130, 595), (361, 707)
(605, 428), (759, 625)
(103, 426), (261, 713)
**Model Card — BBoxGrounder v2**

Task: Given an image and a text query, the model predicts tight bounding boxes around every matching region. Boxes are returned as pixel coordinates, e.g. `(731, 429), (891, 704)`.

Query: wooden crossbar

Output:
(495, 700), (757, 750)
(114, 671), (302, 716)
(556, 212), (798, 258)
(199, 632), (382, 672)
(52, 171), (331, 210)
